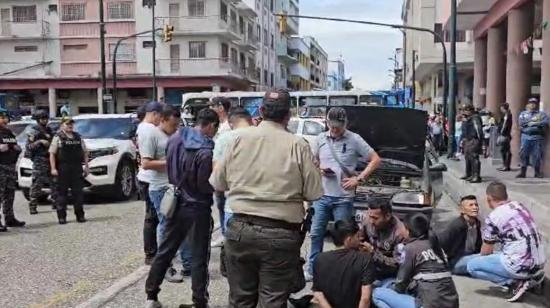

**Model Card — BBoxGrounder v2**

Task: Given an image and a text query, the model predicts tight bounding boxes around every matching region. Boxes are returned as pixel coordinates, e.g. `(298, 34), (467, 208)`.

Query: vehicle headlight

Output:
(89, 147), (118, 161)
(391, 191), (432, 207)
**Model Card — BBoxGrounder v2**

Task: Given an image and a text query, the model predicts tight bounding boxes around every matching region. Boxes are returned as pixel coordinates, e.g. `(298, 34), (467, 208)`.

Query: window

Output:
(239, 17), (245, 35)
(256, 24), (261, 40)
(108, 1), (133, 19)
(188, 0), (205, 16)
(63, 44), (87, 50)
(270, 72), (274, 87)
(220, 1), (228, 22)
(14, 45), (38, 52)
(12, 6), (36, 23)
(127, 88), (147, 98)
(170, 44), (180, 73)
(270, 0), (274, 12)
(109, 43), (135, 61)
(270, 34), (274, 49)
(263, 69), (268, 84)
(263, 28), (268, 46)
(221, 43), (229, 61)
(230, 48), (238, 65)
(304, 121), (325, 136)
(61, 3), (86, 21)
(189, 41), (206, 58)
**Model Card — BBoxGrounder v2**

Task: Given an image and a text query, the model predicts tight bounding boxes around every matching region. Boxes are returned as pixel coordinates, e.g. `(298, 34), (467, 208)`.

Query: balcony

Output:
(158, 58), (251, 79)
(61, 62), (137, 77)
(277, 44), (298, 64)
(287, 16), (299, 35)
(235, 32), (259, 51)
(236, 1), (257, 18)
(157, 15), (241, 41)
(0, 20), (52, 40)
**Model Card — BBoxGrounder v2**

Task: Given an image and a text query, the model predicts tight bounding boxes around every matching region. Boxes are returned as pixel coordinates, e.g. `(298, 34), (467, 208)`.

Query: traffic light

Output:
(163, 24), (174, 42)
(277, 15), (287, 34)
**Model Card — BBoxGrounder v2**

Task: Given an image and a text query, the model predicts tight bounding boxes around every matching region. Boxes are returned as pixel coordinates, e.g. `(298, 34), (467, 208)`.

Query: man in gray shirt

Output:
(141, 105), (192, 282)
(307, 107), (381, 280)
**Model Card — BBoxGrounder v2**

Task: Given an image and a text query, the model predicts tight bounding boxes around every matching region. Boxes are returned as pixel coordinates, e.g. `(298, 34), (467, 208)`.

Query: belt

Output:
(413, 271), (452, 281)
(233, 213), (302, 231)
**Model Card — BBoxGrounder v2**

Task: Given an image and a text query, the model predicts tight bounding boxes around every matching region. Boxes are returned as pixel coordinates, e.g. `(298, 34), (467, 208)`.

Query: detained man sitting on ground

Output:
(359, 200), (408, 286)
(312, 219), (375, 308)
(466, 181), (546, 302)
(437, 195), (482, 275)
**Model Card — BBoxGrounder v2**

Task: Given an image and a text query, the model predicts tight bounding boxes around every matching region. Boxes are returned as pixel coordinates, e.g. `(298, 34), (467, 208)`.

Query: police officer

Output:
(0, 108), (25, 231)
(460, 104), (483, 183)
(26, 109), (56, 214)
(49, 117), (90, 224)
(517, 98), (549, 178)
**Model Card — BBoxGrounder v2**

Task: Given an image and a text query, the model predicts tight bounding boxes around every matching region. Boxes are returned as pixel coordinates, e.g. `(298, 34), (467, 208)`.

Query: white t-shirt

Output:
(136, 122), (156, 183)
(139, 127), (169, 191)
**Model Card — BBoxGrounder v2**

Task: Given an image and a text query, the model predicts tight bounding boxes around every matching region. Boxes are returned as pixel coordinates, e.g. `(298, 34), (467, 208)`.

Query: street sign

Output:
(103, 94), (113, 101)
(143, 41), (156, 48)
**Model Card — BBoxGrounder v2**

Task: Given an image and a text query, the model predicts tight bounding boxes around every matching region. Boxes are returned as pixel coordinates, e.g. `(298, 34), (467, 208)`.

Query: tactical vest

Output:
(26, 124), (53, 159)
(0, 127), (20, 165)
(56, 132), (84, 168)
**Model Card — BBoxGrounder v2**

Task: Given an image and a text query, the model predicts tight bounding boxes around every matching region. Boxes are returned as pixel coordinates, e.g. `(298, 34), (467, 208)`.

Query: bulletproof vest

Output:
(462, 116), (481, 140)
(56, 132), (84, 167)
(27, 124), (53, 159)
(0, 127), (20, 165)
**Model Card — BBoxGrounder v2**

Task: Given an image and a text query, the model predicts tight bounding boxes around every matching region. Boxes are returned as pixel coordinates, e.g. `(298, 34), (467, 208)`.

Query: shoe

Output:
(181, 268), (191, 277)
(497, 167), (511, 172)
(516, 167), (527, 179)
(29, 208), (38, 215)
(145, 300), (162, 308)
(0, 224), (7, 232)
(76, 217), (87, 223)
(507, 280), (530, 302)
(58, 218), (67, 225)
(469, 177), (482, 183)
(165, 267), (184, 283)
(5, 217), (26, 227)
(460, 175), (472, 181)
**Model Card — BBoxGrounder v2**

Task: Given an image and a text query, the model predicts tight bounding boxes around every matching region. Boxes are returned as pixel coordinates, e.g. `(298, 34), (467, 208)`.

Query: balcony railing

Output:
(0, 20), (51, 38)
(156, 15), (240, 39)
(157, 58), (251, 78)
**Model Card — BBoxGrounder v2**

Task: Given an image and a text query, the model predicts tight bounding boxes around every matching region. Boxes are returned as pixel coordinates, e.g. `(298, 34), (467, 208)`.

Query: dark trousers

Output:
(138, 181), (158, 259)
(56, 166), (84, 219)
(145, 204), (213, 308)
(463, 139), (481, 178)
(214, 191), (226, 234)
(500, 139), (512, 169)
(225, 216), (302, 308)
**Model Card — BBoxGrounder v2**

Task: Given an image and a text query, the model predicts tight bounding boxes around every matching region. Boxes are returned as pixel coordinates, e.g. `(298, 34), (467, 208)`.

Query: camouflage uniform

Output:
(0, 164), (17, 219)
(27, 124), (56, 212)
(0, 123), (24, 229)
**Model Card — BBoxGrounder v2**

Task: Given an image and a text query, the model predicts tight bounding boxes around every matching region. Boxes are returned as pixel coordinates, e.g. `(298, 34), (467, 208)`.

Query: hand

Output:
(40, 140), (50, 147)
(359, 242), (374, 254)
(51, 169), (58, 177)
(342, 176), (360, 190)
(0, 144), (8, 152)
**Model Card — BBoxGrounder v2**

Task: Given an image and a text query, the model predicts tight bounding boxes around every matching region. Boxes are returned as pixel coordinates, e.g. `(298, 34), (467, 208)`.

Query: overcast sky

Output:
(300, 0), (403, 90)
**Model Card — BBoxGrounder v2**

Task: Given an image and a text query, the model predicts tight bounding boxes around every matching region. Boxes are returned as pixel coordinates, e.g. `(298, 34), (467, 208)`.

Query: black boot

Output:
(0, 220), (7, 232)
(535, 168), (544, 178)
(57, 210), (67, 225)
(516, 167), (527, 178)
(76, 215), (87, 223)
(5, 217), (26, 227)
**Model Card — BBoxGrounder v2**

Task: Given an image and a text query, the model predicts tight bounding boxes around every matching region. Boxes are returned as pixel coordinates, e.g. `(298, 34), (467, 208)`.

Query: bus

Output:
(0, 93), (23, 119)
(180, 90), (404, 125)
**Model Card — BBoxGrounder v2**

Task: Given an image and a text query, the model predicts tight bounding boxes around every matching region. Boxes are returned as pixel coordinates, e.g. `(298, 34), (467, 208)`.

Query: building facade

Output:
(327, 57), (345, 91)
(303, 36), (328, 90)
(402, 0), (475, 113)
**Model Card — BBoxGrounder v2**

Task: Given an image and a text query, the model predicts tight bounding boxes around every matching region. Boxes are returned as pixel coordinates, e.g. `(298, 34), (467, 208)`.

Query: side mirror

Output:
(429, 163), (447, 172)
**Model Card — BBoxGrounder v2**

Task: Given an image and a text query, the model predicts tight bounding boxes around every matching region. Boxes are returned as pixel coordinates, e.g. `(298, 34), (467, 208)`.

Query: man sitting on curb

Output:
(437, 195), (482, 275)
(360, 200), (408, 285)
(467, 182), (546, 302)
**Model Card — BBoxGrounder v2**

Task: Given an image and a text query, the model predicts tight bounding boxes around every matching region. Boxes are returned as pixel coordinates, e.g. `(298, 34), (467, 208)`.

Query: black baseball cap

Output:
(145, 101), (163, 113)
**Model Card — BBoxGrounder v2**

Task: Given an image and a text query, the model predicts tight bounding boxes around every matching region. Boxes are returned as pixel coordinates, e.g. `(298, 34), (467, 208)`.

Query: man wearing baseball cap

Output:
(307, 106), (381, 280)
(210, 88), (323, 307)
(517, 98), (549, 178)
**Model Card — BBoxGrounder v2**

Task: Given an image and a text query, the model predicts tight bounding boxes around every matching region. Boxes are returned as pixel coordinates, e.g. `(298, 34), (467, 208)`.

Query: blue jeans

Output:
(149, 188), (192, 270)
(467, 253), (527, 286)
(214, 191), (226, 234)
(520, 137), (544, 170)
(452, 254), (478, 275)
(372, 287), (416, 308)
(308, 195), (354, 274)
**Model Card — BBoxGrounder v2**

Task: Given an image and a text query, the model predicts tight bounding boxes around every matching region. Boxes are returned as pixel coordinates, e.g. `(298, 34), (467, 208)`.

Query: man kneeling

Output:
(467, 182), (546, 302)
(312, 219), (375, 308)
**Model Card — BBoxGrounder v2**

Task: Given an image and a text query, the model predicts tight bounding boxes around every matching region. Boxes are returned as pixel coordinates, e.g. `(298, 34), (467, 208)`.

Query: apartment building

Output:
(304, 36), (328, 90)
(274, 0), (299, 89)
(288, 36), (310, 90)
(328, 57), (345, 91)
(402, 0), (475, 113)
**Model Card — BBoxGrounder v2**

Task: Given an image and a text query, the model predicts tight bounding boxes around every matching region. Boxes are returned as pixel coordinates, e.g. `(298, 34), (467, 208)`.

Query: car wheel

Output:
(111, 158), (136, 201)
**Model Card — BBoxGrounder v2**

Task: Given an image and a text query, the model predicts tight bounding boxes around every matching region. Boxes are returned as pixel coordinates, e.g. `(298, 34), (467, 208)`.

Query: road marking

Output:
(75, 224), (221, 308)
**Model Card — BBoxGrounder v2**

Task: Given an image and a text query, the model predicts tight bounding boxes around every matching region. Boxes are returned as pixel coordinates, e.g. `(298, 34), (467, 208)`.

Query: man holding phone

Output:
(307, 107), (382, 280)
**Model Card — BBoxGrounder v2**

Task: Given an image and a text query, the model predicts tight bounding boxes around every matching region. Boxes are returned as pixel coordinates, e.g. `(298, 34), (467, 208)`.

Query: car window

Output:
(74, 118), (132, 140)
(304, 121), (325, 136)
(287, 119), (299, 134)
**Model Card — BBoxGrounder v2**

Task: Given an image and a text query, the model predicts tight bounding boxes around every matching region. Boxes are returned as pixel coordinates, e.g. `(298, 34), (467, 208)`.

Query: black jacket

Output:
(437, 216), (482, 267)
(461, 114), (483, 141)
(499, 111), (513, 138)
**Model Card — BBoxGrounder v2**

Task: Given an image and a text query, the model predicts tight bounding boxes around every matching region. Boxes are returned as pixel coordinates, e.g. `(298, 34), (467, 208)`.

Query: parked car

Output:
(17, 114), (138, 201)
(287, 117), (326, 149)
(337, 106), (446, 223)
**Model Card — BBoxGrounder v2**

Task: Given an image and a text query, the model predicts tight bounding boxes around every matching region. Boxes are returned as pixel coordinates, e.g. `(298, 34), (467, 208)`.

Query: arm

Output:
(358, 285), (372, 308)
(393, 246), (415, 293)
(357, 151), (381, 181)
(82, 140), (90, 174)
(480, 214), (498, 256)
(480, 242), (494, 256)
(141, 158), (166, 171)
(197, 150), (214, 195)
(209, 141), (231, 192)
(26, 131), (48, 151)
(299, 141), (323, 201)
(313, 292), (332, 308)
(342, 137), (381, 190)
(49, 136), (58, 176)
(49, 152), (57, 176)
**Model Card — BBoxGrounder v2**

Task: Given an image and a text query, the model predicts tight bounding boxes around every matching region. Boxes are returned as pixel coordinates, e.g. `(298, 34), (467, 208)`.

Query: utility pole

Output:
(412, 50), (416, 109)
(99, 0), (107, 113)
(448, 0), (458, 156)
(151, 3), (157, 101)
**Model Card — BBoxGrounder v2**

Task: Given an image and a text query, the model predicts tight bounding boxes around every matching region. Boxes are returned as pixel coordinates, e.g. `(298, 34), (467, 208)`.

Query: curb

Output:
(75, 224), (222, 308)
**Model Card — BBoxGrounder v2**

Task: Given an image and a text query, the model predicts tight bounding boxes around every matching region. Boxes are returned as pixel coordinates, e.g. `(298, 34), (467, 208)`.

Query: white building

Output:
(402, 0), (475, 113)
(303, 36), (328, 89)
(328, 57), (345, 91)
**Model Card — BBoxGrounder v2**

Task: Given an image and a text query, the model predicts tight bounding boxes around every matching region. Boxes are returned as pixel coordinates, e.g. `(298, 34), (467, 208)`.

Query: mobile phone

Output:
(323, 168), (335, 175)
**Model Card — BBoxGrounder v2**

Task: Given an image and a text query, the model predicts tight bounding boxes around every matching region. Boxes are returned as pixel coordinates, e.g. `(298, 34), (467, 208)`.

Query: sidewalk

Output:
(441, 157), (550, 296)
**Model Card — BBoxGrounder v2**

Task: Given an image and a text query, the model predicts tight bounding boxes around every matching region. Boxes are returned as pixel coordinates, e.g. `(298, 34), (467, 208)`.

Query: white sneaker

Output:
(145, 300), (162, 308)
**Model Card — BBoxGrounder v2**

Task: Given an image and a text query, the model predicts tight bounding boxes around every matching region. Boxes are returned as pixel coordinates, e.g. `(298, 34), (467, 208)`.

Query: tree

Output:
(343, 77), (354, 90)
